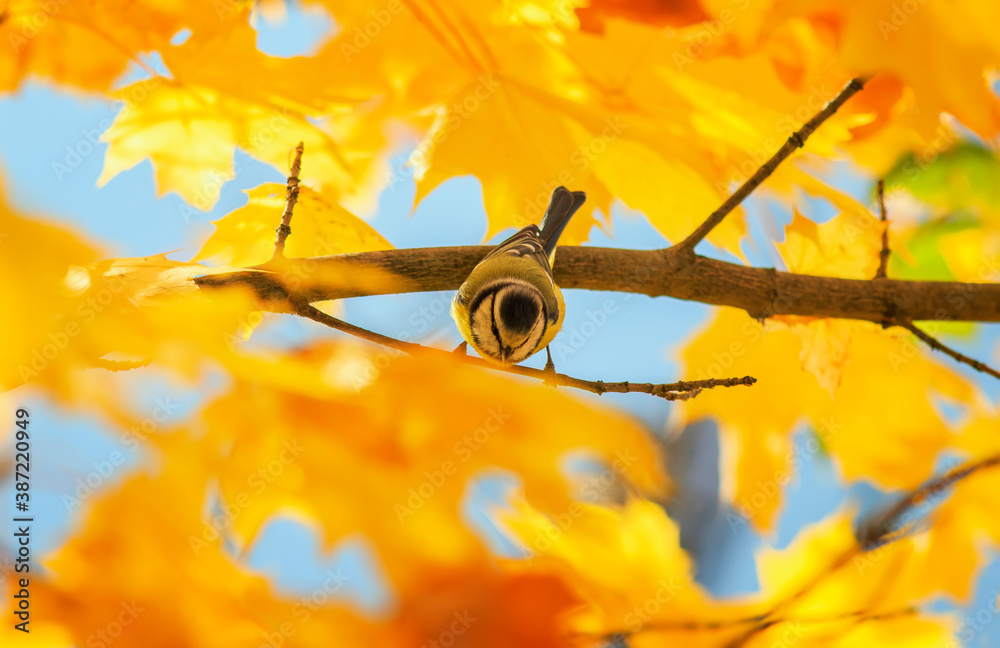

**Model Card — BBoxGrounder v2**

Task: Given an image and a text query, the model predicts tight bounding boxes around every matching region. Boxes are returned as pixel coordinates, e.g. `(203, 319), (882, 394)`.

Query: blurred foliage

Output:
(3, 0), (1000, 646)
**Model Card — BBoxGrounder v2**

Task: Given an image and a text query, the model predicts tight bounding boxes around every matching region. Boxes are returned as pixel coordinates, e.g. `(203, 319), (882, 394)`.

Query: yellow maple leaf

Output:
(938, 228), (1000, 284)
(98, 80), (355, 210)
(883, 410), (1000, 601)
(29, 427), (586, 647)
(680, 308), (973, 530)
(177, 343), (666, 594)
(770, 0), (1000, 142)
(1, 212), (264, 403)
(752, 515), (955, 647)
(196, 183), (393, 267)
(500, 497), (752, 640)
(411, 81), (613, 246)
(81, 253), (233, 303)
(769, 205), (882, 393)
(576, 0), (710, 32)
(317, 1), (756, 252)
(0, 186), (97, 392)
(97, 84), (238, 208)
(384, 555), (580, 648)
(501, 498), (956, 645)
(777, 207), (883, 279)
(590, 136), (745, 254)
(35, 457), (390, 648)
(767, 316), (854, 395)
(0, 0), (253, 92)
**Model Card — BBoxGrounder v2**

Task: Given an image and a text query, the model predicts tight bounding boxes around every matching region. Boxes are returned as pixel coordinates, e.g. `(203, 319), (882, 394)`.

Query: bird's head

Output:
(468, 280), (548, 365)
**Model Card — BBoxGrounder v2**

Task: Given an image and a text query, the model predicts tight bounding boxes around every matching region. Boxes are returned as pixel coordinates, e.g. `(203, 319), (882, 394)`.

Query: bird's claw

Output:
(543, 346), (558, 388)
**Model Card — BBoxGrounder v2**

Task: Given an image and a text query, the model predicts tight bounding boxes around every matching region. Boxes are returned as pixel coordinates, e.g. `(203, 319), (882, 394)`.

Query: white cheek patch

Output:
(470, 294), (502, 360)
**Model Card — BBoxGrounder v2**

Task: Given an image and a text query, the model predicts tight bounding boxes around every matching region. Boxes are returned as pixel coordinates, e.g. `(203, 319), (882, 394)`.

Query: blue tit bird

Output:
(451, 186), (586, 368)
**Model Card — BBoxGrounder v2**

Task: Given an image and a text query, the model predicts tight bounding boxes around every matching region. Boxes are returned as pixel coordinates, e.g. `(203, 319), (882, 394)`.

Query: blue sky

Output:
(3, 4), (1000, 644)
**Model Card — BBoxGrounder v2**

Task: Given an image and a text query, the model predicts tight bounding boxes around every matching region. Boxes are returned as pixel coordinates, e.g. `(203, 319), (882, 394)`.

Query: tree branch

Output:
(866, 181), (1000, 380)
(260, 145), (758, 401)
(92, 358), (152, 372)
(675, 77), (869, 252)
(896, 318), (1000, 381)
(194, 246), (1000, 323)
(579, 607), (916, 640)
(195, 75), (999, 328)
(291, 300), (755, 401)
(272, 141), (304, 259)
(715, 452), (1000, 647)
(857, 453), (1000, 549)
(875, 179), (890, 279)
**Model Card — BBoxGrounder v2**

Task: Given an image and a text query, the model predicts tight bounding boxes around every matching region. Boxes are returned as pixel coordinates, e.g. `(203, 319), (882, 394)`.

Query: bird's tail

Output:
(538, 186), (586, 260)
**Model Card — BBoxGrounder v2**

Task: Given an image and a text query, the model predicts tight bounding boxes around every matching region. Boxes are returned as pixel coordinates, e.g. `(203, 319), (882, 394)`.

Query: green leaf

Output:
(888, 213), (978, 282)
(884, 143), (1000, 213)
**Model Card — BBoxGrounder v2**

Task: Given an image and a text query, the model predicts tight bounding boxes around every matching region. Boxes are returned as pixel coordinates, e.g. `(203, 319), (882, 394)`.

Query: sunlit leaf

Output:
(196, 183), (393, 267)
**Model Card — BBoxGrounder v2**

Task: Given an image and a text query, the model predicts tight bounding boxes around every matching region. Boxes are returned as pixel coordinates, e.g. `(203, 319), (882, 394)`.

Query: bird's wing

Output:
(479, 225), (552, 279)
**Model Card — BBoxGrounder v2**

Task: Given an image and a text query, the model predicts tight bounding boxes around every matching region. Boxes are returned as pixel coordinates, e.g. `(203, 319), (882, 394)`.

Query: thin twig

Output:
(291, 300), (755, 401)
(896, 318), (1000, 381)
(703, 193), (1000, 644)
(91, 358), (152, 372)
(857, 453), (1000, 549)
(875, 179), (890, 279)
(675, 77), (869, 253)
(273, 141), (304, 259)
(717, 452), (1000, 647)
(872, 185), (998, 380)
(580, 606), (916, 639)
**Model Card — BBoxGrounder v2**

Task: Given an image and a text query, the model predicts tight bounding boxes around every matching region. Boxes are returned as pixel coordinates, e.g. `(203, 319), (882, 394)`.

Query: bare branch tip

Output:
(856, 453), (1000, 550)
(875, 178), (890, 279)
(288, 301), (756, 403)
(273, 142), (306, 259)
(92, 358), (152, 372)
(675, 75), (869, 252)
(899, 319), (1000, 382)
